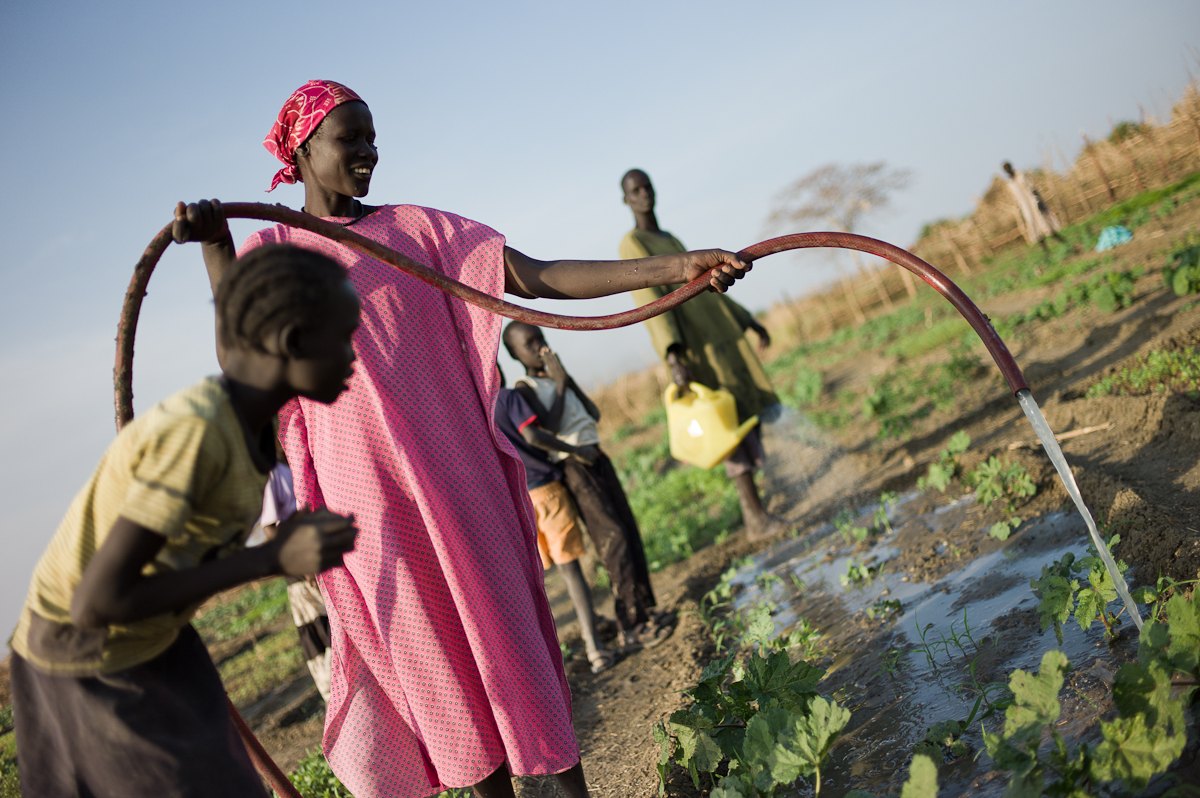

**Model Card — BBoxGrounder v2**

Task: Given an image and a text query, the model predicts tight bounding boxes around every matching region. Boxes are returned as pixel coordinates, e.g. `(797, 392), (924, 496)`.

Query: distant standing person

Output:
(504, 322), (674, 650)
(618, 169), (784, 540)
(1002, 161), (1063, 247)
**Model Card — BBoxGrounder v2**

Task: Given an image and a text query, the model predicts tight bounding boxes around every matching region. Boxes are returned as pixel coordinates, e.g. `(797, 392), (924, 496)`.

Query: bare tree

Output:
(766, 162), (916, 317)
(766, 161), (913, 234)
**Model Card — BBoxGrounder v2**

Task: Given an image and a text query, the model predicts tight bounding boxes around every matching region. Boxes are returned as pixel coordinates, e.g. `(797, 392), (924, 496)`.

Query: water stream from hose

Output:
(1016, 389), (1142, 629)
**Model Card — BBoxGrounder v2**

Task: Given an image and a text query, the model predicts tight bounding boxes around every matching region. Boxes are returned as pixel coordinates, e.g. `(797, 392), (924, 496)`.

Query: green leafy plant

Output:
(839, 558), (881, 588)
(654, 650), (849, 797)
(1030, 535), (1128, 644)
(942, 607), (982, 659)
(695, 564), (824, 658)
(193, 578), (290, 643)
(999, 268), (1142, 331)
(833, 509), (870, 545)
(281, 757), (472, 798)
(913, 719), (971, 764)
(218, 627), (306, 706)
(876, 648), (907, 677)
(1163, 243), (1200, 296)
(861, 378), (901, 420)
(983, 650), (1085, 796)
(984, 640), (1190, 796)
(913, 619), (943, 669)
(956, 655), (1013, 717)
(916, 431), (970, 492)
(593, 563), (611, 590)
(928, 346), (984, 410)
(866, 598), (902, 620)
(618, 435), (740, 570)
(279, 751), (354, 798)
(782, 618), (826, 662)
(755, 572), (783, 594)
(988, 515), (1022, 541)
(1090, 270), (1138, 313)
(874, 491), (899, 535)
(741, 605), (782, 654)
(697, 563), (744, 653)
(965, 456), (1036, 512)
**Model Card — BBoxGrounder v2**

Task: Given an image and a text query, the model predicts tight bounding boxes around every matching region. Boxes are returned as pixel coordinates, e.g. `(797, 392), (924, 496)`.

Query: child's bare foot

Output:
(745, 513), (789, 542)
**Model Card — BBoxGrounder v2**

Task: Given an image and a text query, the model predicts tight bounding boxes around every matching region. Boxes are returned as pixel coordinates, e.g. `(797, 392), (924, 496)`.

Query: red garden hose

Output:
(113, 202), (1031, 795)
(115, 203), (1028, 428)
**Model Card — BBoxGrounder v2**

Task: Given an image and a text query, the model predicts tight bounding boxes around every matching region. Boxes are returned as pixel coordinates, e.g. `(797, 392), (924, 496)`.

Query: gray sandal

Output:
(588, 648), (616, 673)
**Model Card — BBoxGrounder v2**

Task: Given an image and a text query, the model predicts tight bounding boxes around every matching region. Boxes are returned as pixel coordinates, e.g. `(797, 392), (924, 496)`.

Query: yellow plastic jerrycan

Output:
(664, 383), (759, 469)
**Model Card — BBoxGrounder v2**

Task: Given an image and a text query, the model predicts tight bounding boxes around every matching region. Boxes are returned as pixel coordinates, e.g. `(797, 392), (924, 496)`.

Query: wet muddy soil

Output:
(719, 500), (1148, 797)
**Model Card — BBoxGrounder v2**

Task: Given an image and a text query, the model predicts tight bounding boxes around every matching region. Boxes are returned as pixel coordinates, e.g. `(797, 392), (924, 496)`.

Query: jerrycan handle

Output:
(664, 382), (706, 404)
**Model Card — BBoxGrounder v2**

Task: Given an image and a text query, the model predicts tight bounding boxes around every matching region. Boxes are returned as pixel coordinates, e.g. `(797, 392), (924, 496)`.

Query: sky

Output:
(0, 0), (1197, 633)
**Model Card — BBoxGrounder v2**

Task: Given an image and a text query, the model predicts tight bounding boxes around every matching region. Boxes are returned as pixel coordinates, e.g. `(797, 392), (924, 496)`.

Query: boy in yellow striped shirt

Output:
(8, 244), (359, 798)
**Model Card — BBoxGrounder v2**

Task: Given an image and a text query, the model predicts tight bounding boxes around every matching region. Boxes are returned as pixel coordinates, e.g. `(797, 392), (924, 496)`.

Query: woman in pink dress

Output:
(173, 80), (751, 798)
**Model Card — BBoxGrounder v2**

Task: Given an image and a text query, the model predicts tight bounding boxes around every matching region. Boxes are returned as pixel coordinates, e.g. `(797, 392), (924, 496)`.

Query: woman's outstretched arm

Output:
(503, 247), (752, 300)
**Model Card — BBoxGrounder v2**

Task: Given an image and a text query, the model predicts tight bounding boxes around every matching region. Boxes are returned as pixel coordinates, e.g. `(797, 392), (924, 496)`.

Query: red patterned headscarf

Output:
(263, 80), (365, 192)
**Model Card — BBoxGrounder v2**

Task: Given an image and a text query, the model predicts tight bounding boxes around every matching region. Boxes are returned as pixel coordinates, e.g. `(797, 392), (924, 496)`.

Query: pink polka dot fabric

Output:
(239, 206), (577, 797)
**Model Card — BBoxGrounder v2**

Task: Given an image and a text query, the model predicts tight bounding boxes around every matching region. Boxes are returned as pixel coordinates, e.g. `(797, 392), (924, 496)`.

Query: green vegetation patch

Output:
(983, 592), (1197, 798)
(1163, 240), (1200, 296)
(1086, 171), (1200, 232)
(995, 269), (1141, 338)
(194, 578), (290, 643)
(0, 757), (17, 798)
(883, 318), (971, 361)
(777, 366), (822, 408)
(965, 456), (1036, 513)
(219, 628), (305, 706)
(278, 751), (354, 798)
(1030, 533), (1128, 645)
(653, 648), (845, 796)
(1086, 347), (1200, 398)
(917, 430), (970, 492)
(617, 435), (740, 570)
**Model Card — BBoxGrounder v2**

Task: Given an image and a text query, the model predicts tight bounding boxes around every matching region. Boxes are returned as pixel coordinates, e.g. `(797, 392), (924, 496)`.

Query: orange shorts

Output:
(528, 480), (586, 570)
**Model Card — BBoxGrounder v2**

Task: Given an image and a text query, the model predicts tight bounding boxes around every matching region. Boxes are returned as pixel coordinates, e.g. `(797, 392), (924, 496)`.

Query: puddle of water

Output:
(717, 495), (1137, 797)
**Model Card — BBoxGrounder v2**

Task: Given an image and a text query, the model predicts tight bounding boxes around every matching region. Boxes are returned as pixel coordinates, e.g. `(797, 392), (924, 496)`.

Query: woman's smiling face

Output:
(297, 101), (378, 200)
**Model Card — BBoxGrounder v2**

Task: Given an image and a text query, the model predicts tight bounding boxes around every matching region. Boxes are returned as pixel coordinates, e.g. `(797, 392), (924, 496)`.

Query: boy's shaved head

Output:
(502, 321), (547, 370)
(502, 321), (538, 358)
